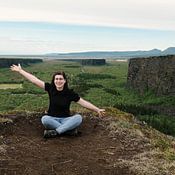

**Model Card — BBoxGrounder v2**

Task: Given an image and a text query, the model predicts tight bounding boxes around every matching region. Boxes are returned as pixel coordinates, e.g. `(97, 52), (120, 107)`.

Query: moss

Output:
(0, 117), (13, 124)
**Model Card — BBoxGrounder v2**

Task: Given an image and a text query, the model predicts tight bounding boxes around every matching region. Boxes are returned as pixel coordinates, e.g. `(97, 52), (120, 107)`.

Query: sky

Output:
(0, 0), (175, 54)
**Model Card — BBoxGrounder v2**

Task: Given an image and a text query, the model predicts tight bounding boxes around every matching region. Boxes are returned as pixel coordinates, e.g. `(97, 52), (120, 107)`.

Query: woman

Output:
(10, 64), (105, 138)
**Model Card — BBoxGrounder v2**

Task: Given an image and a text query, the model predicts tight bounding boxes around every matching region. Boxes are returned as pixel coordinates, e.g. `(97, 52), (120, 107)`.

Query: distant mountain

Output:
(162, 47), (175, 55)
(46, 47), (174, 59)
(0, 47), (174, 60)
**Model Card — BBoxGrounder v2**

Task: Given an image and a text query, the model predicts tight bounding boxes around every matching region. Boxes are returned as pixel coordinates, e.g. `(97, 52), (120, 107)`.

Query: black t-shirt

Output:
(45, 83), (80, 117)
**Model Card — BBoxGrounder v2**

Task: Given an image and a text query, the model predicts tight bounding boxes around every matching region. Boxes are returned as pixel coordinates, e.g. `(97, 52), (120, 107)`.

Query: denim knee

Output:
(73, 114), (83, 125)
(41, 115), (50, 125)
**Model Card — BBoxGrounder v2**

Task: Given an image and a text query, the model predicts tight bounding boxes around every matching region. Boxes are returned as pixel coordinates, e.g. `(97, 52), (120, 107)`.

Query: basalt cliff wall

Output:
(127, 55), (175, 96)
(0, 58), (42, 68)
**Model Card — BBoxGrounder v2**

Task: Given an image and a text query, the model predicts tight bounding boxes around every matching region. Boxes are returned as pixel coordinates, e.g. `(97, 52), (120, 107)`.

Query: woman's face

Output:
(54, 74), (66, 90)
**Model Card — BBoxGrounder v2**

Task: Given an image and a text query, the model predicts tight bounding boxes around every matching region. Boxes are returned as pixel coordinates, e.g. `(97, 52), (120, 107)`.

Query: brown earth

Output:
(0, 109), (175, 175)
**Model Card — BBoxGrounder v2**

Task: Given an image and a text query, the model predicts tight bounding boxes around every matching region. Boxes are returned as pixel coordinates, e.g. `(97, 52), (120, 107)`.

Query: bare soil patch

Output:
(0, 114), (138, 175)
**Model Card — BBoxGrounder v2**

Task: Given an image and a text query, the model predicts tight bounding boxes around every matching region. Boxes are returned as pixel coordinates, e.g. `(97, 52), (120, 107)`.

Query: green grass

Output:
(138, 114), (175, 137)
(0, 60), (174, 110)
(0, 59), (175, 136)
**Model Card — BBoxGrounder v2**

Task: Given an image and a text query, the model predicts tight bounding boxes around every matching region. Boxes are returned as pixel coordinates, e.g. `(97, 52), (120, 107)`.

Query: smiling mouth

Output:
(56, 83), (63, 86)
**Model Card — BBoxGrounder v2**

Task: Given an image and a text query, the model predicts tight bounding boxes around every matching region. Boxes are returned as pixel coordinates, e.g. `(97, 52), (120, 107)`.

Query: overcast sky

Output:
(0, 0), (175, 54)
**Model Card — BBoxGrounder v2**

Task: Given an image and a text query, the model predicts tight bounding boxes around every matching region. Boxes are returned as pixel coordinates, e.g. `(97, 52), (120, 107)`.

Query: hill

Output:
(162, 47), (175, 55)
(0, 108), (175, 175)
(45, 47), (175, 59)
(45, 49), (162, 59)
(0, 47), (174, 60)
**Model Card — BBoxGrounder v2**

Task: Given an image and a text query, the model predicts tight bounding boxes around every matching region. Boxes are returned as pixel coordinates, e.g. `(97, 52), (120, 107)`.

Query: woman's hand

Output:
(10, 63), (45, 89)
(10, 64), (22, 72)
(77, 98), (106, 117)
(97, 109), (105, 117)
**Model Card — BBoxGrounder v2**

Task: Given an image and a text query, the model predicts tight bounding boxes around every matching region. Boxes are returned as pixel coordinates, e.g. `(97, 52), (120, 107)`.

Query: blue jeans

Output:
(41, 114), (83, 134)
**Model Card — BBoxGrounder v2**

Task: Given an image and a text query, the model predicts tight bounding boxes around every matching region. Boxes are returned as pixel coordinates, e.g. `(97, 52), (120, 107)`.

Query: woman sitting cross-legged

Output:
(10, 64), (105, 138)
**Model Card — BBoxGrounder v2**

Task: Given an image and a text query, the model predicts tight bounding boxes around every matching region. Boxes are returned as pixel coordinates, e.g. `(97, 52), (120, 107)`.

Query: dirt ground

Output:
(0, 113), (141, 175)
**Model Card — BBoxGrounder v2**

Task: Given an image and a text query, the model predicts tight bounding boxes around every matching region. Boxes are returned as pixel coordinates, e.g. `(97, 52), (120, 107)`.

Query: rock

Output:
(127, 55), (175, 96)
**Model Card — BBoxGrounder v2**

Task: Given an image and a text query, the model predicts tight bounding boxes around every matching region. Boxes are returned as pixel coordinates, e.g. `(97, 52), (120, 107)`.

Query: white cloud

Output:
(0, 0), (174, 54)
(0, 36), (63, 54)
(0, 0), (175, 30)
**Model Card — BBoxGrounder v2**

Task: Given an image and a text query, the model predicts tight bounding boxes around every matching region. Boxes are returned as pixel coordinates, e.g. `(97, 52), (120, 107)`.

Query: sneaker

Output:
(43, 130), (58, 138)
(64, 128), (81, 136)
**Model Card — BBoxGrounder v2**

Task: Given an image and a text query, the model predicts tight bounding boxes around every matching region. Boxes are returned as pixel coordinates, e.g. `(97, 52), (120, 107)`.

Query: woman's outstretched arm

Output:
(10, 64), (45, 89)
(77, 98), (105, 117)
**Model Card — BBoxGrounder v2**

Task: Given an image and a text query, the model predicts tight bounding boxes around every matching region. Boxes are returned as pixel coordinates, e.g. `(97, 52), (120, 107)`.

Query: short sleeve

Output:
(45, 82), (51, 92)
(70, 89), (80, 102)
